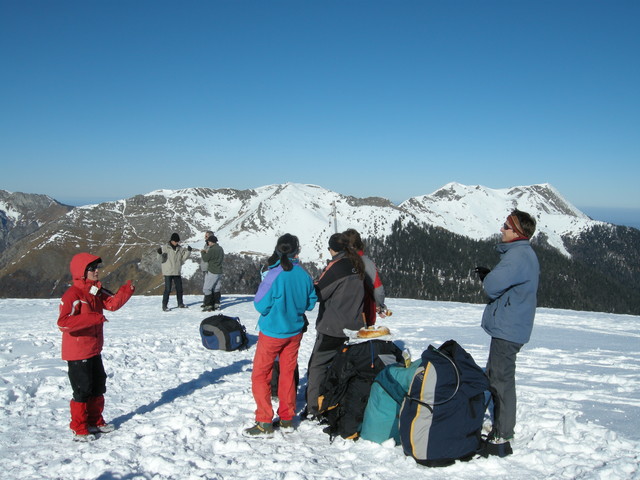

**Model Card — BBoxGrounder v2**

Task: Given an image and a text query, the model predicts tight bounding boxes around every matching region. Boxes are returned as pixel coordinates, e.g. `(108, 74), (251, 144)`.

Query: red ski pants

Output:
(251, 332), (302, 423)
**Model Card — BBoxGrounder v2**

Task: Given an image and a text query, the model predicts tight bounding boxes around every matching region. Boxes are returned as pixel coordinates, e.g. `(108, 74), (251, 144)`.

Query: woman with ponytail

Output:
(343, 228), (387, 326)
(244, 234), (317, 437)
(305, 232), (365, 419)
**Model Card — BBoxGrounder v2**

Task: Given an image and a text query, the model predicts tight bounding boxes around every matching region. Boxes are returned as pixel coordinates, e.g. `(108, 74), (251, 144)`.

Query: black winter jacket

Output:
(314, 252), (364, 338)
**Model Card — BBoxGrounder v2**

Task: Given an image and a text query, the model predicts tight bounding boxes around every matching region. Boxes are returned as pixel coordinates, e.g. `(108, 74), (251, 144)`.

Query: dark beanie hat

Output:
(170, 233), (180, 242)
(328, 233), (346, 252)
(207, 235), (218, 243)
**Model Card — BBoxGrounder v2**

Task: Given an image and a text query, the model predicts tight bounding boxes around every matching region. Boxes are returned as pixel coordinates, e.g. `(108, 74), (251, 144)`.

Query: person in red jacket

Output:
(57, 253), (135, 442)
(343, 228), (388, 326)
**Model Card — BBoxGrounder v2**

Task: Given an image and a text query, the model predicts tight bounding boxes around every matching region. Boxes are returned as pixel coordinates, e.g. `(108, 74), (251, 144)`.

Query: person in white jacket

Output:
(157, 232), (192, 311)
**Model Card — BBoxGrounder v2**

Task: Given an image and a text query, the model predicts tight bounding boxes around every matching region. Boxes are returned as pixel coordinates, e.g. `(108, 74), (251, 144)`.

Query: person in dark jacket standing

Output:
(157, 233), (192, 311)
(305, 232), (365, 418)
(57, 253), (135, 441)
(199, 230), (215, 273)
(200, 235), (224, 311)
(475, 209), (539, 457)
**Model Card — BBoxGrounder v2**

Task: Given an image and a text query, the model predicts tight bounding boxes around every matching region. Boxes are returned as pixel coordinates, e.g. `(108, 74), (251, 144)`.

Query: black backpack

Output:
(270, 359), (300, 398)
(318, 339), (404, 440)
(200, 315), (249, 351)
(399, 340), (489, 467)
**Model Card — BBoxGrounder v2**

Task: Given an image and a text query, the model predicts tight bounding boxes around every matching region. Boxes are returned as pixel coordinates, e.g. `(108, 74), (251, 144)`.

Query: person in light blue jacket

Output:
(244, 234), (317, 437)
(475, 209), (539, 455)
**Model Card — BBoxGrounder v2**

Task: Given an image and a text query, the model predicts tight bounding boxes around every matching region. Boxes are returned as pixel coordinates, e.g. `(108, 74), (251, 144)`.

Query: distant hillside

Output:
(0, 190), (72, 254)
(0, 184), (638, 315)
(367, 221), (640, 315)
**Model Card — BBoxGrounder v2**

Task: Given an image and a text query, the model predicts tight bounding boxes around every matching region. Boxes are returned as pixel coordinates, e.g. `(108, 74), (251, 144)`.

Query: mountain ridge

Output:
(0, 183), (637, 314)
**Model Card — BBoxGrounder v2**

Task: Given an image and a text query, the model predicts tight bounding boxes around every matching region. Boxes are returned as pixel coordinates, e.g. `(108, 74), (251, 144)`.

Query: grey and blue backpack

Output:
(200, 315), (249, 351)
(398, 340), (489, 467)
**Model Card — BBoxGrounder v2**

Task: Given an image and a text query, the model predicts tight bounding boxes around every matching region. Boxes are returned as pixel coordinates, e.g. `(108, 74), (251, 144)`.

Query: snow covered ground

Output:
(1, 295), (639, 480)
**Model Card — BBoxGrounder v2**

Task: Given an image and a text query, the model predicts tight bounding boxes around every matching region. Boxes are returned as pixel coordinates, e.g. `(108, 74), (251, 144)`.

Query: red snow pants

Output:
(251, 332), (302, 423)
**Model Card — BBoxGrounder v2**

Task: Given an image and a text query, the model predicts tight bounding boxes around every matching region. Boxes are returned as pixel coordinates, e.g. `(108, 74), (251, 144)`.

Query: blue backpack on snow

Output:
(398, 339), (489, 467)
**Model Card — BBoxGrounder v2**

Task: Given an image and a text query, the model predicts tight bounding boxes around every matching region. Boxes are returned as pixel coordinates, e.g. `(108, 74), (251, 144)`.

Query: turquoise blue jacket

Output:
(481, 240), (540, 344)
(254, 259), (317, 339)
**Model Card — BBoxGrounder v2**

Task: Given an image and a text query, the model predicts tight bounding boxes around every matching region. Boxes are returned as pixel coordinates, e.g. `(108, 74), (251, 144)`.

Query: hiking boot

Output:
(178, 304), (188, 308)
(478, 431), (513, 457)
(88, 423), (115, 434)
(163, 307), (170, 312)
(480, 439), (513, 457)
(310, 415), (328, 425)
(486, 429), (513, 443)
(202, 305), (213, 312)
(301, 410), (326, 424)
(278, 419), (294, 432)
(73, 433), (96, 442)
(242, 422), (274, 437)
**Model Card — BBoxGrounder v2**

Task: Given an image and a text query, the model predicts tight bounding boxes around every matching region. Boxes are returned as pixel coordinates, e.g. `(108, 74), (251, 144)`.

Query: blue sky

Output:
(1, 1), (639, 224)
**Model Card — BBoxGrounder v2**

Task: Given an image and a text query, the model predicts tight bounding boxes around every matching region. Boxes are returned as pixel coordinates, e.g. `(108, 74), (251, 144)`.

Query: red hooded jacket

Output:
(57, 253), (134, 361)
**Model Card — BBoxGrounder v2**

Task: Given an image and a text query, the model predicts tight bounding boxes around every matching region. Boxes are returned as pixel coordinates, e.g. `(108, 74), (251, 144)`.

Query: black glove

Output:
(474, 266), (491, 282)
(156, 248), (162, 255)
(187, 246), (192, 252)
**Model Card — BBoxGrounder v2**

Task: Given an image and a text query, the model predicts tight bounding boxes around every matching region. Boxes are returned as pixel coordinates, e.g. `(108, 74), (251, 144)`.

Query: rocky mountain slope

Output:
(0, 190), (72, 253)
(0, 183), (637, 314)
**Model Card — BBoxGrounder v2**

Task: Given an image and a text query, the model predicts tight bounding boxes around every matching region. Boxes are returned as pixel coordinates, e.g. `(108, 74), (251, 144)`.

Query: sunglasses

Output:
(86, 264), (102, 272)
(503, 223), (512, 230)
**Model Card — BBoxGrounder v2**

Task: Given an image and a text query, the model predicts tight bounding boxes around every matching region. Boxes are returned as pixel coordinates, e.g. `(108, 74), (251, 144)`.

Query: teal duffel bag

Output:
(360, 359), (421, 444)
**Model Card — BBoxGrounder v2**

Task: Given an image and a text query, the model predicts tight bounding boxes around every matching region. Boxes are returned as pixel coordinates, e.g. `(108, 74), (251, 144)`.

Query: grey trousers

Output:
(305, 333), (347, 415)
(203, 272), (222, 295)
(486, 337), (523, 439)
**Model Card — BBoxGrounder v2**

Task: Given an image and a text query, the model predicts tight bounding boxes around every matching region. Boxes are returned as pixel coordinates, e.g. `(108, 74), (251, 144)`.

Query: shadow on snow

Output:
(111, 359), (253, 428)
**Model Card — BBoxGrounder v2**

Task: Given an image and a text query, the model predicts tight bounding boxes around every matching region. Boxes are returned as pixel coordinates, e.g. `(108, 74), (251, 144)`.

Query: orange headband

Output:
(506, 214), (528, 238)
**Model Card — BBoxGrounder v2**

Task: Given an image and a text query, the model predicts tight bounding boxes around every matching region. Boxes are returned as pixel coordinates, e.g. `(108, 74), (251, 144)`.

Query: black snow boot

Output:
(201, 295), (211, 309)
(202, 295), (213, 312)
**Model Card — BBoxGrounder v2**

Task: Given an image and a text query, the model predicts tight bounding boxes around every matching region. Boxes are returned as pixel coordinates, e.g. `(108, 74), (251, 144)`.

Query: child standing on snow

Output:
(57, 253), (135, 441)
(244, 234), (317, 436)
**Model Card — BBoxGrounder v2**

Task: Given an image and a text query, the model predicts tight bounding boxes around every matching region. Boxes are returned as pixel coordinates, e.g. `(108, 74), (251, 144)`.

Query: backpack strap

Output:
(406, 348), (461, 408)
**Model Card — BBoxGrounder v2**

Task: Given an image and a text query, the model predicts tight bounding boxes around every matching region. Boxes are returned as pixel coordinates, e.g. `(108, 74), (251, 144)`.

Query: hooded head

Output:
(70, 253), (102, 282)
(170, 233), (180, 243)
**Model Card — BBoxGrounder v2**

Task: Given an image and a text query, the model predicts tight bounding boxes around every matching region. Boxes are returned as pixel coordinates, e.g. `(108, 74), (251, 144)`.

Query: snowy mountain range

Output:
(0, 183), (636, 312)
(0, 182), (602, 261)
(45, 183), (602, 253)
(138, 181), (602, 260)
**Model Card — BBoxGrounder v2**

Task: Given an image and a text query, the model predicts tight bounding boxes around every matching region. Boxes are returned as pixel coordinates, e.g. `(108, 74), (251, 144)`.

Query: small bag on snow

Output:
(200, 315), (249, 351)
(399, 339), (489, 467)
